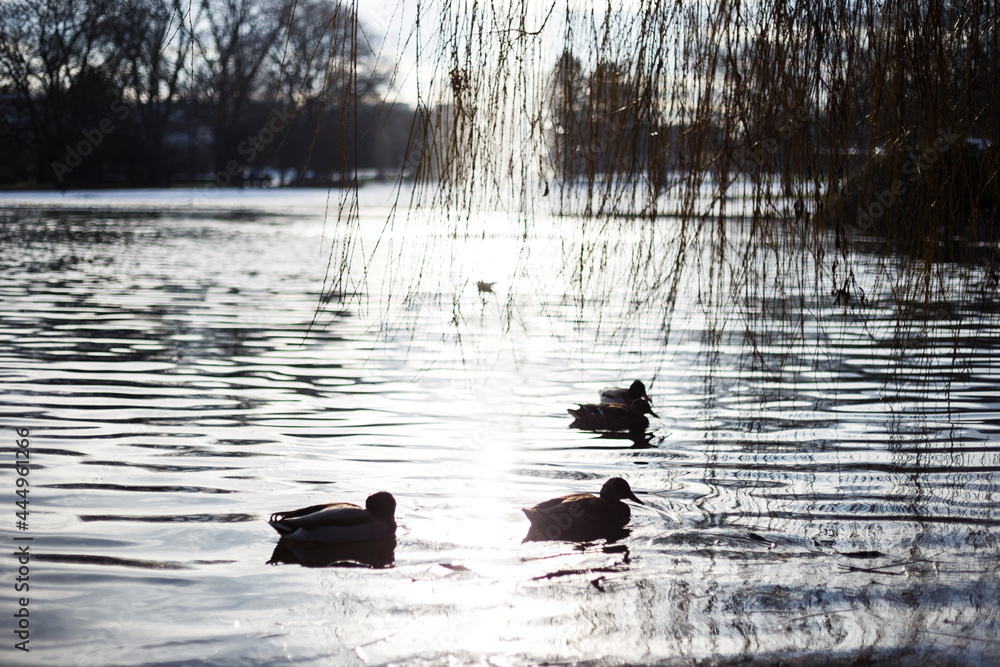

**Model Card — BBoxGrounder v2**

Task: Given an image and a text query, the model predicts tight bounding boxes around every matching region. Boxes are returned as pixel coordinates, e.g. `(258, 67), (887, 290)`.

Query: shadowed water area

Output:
(1, 187), (999, 666)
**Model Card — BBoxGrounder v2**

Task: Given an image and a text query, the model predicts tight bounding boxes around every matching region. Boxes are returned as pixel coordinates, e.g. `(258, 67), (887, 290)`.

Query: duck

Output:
(599, 380), (650, 405)
(569, 398), (658, 431)
(522, 477), (644, 542)
(268, 491), (396, 543)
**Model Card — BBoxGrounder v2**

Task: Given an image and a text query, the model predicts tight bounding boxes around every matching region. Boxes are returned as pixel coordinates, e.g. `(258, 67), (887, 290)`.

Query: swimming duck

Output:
(268, 491), (396, 543)
(522, 477), (644, 542)
(569, 398), (658, 431)
(599, 380), (650, 405)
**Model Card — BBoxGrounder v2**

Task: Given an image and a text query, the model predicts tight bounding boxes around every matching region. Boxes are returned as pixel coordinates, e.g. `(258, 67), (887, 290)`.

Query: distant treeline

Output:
(0, 0), (415, 188)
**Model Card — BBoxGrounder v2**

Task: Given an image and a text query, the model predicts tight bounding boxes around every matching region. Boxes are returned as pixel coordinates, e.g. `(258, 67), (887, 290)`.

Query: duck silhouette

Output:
(569, 398), (658, 431)
(599, 380), (650, 405)
(268, 491), (396, 543)
(523, 477), (643, 542)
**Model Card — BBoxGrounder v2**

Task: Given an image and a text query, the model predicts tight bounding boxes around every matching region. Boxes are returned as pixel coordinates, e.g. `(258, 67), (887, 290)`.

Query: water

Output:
(1, 187), (999, 666)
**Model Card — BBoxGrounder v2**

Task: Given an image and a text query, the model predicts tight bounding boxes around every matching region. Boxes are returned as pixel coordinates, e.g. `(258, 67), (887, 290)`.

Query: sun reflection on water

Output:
(1, 189), (999, 665)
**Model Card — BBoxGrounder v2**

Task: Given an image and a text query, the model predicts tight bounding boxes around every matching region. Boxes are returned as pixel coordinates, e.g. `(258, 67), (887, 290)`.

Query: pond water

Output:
(1, 186), (999, 666)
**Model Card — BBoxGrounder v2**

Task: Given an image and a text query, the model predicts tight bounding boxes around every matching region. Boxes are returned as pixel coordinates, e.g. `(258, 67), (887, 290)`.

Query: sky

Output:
(357, 0), (422, 106)
(354, 0), (573, 108)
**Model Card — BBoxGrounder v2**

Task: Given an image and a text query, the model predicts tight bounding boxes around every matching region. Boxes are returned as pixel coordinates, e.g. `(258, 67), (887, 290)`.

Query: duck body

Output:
(268, 491), (396, 544)
(569, 398), (658, 431)
(599, 380), (650, 405)
(523, 477), (643, 542)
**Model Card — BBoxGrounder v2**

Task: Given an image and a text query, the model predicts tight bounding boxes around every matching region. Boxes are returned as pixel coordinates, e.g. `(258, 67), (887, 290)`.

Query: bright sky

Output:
(355, 0), (641, 108)
(357, 0), (422, 106)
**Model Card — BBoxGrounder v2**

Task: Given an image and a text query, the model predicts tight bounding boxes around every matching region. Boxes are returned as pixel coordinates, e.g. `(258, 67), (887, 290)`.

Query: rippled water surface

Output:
(1, 187), (999, 666)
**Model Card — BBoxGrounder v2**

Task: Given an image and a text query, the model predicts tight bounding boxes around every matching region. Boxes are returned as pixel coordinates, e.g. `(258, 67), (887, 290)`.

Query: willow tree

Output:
(311, 0), (998, 381)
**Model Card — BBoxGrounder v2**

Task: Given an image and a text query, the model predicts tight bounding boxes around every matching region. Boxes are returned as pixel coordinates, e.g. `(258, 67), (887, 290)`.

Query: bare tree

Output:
(0, 0), (119, 183)
(261, 0), (388, 183)
(109, 0), (193, 185)
(193, 0), (287, 176)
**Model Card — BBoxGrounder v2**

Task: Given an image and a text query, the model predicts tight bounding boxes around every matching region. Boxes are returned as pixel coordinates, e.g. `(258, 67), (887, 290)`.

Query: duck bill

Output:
(648, 409), (659, 418)
(627, 491), (644, 505)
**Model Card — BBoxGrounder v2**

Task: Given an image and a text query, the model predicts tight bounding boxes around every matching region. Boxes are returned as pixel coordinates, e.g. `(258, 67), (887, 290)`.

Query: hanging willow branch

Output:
(313, 0), (999, 379)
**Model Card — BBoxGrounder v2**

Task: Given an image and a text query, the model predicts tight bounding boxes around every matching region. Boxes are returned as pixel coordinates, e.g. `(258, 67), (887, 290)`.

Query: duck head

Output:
(628, 380), (650, 402)
(365, 492), (397, 523)
(600, 477), (644, 505)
